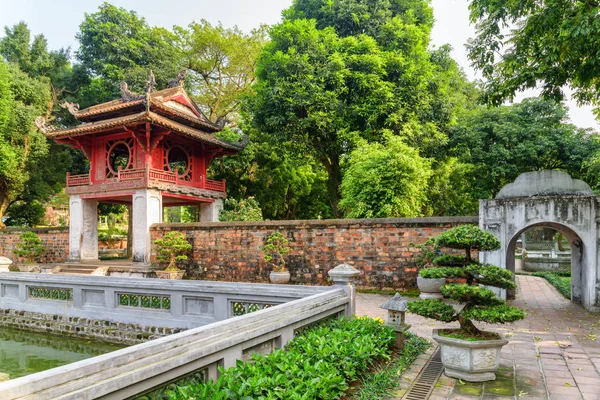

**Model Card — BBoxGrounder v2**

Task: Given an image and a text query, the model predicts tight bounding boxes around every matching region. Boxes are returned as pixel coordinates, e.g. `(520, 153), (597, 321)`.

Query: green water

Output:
(0, 327), (124, 380)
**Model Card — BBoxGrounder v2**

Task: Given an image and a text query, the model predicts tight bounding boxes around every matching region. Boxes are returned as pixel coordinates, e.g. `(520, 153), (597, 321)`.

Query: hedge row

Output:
(167, 317), (396, 399)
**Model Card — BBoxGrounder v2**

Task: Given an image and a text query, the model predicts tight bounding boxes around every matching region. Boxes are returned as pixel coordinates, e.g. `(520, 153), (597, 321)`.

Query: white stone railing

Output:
(0, 273), (332, 329)
(0, 285), (353, 399)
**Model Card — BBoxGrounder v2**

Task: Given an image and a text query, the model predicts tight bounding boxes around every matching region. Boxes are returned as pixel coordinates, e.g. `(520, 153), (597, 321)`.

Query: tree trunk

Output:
(458, 314), (481, 336)
(0, 193), (12, 229)
(320, 154), (343, 218)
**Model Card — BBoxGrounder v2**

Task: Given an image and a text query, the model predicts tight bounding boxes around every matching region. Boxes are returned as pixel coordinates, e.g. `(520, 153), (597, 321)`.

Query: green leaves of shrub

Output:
(168, 317), (395, 399)
(432, 254), (465, 266)
(440, 284), (504, 306)
(462, 304), (526, 324)
(407, 299), (457, 323)
(434, 225), (501, 251)
(465, 264), (516, 289)
(419, 267), (464, 279)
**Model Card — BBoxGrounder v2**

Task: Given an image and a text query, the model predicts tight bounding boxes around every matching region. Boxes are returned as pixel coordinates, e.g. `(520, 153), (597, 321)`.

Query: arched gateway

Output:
(480, 170), (599, 311)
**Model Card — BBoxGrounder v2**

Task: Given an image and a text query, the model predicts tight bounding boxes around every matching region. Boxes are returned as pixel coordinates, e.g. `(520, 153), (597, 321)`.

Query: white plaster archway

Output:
(480, 171), (599, 311)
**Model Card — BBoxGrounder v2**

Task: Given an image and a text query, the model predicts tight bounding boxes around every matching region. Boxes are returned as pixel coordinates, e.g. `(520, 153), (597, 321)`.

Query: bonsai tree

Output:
(154, 232), (192, 271)
(261, 232), (291, 272)
(409, 225), (525, 338)
(13, 232), (45, 264)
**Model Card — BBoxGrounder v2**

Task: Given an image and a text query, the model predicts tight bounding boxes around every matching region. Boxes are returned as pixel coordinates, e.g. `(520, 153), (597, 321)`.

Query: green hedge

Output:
(168, 317), (396, 399)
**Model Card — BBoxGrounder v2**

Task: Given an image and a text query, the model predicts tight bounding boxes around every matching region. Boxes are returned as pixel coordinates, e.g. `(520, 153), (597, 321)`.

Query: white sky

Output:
(1, 0), (598, 130)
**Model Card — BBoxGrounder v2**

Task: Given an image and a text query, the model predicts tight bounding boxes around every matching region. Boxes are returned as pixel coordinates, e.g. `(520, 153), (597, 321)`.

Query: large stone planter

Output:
(417, 276), (446, 299)
(433, 329), (508, 382)
(156, 270), (185, 280)
(269, 271), (290, 284)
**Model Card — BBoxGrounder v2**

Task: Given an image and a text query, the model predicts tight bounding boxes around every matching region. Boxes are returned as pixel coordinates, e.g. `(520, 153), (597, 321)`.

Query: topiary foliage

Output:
(433, 254), (465, 267)
(419, 267), (464, 279)
(410, 226), (525, 336)
(434, 224), (501, 264)
(154, 232), (192, 271)
(13, 232), (45, 264)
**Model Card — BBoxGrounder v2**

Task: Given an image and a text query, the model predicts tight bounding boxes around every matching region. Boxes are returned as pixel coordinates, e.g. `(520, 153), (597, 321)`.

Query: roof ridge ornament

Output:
(146, 70), (157, 93)
(167, 70), (187, 88)
(35, 116), (57, 134)
(119, 82), (140, 102)
(60, 101), (80, 115)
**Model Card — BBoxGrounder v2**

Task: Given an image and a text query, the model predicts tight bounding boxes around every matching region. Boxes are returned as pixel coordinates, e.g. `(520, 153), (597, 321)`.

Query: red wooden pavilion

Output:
(36, 72), (246, 264)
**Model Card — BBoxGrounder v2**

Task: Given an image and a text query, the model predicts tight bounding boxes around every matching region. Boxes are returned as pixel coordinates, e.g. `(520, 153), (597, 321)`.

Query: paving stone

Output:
(357, 275), (600, 399)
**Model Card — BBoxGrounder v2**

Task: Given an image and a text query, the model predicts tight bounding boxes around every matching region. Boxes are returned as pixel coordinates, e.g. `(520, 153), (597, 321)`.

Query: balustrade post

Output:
(328, 264), (360, 317)
(66, 172), (70, 187)
(144, 163), (150, 184)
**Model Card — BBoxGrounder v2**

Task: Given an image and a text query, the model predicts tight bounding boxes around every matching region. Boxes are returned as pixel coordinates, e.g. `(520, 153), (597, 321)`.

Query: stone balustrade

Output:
(0, 283), (351, 399)
(0, 273), (331, 330)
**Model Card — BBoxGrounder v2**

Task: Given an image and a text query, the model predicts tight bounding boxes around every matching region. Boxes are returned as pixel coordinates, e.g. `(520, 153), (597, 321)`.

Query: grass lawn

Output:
(530, 271), (571, 299)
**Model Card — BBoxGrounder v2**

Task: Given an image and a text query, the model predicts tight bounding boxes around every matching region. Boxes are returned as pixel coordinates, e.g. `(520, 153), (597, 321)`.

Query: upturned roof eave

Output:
(44, 111), (244, 152)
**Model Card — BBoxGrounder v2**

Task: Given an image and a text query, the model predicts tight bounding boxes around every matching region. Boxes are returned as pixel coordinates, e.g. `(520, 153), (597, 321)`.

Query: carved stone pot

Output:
(156, 270), (185, 280)
(433, 329), (508, 382)
(269, 271), (290, 284)
(417, 276), (446, 299)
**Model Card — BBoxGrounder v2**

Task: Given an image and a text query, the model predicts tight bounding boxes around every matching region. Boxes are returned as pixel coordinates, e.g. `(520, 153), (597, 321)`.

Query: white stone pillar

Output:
(132, 189), (162, 264)
(69, 195), (98, 261)
(200, 199), (223, 222)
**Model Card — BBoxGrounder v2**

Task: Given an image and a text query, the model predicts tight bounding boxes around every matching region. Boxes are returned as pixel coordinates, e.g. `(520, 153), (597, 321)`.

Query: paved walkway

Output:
(356, 275), (600, 400)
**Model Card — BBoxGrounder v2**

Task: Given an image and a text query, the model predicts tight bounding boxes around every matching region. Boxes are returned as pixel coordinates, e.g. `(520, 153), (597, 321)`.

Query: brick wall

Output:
(0, 227), (69, 263)
(150, 217), (478, 291)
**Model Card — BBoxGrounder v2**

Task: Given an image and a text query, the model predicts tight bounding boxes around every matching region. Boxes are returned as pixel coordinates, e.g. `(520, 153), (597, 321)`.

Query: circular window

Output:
(168, 146), (190, 177)
(108, 142), (131, 174)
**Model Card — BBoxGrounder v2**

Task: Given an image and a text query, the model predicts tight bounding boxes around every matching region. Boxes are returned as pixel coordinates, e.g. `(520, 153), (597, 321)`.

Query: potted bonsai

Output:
(154, 231), (192, 279)
(408, 225), (525, 382)
(13, 232), (45, 272)
(262, 232), (291, 284)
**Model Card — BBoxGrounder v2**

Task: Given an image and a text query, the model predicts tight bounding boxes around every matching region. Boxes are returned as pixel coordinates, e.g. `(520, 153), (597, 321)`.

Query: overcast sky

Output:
(1, 0), (598, 130)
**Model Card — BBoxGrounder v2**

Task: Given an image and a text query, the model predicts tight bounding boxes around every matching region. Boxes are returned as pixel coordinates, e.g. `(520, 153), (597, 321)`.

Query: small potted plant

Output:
(408, 225), (525, 382)
(262, 232), (291, 284)
(154, 231), (192, 279)
(12, 232), (44, 272)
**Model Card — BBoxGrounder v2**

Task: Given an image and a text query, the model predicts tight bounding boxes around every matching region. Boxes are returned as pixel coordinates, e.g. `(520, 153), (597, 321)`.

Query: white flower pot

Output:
(417, 276), (446, 299)
(433, 329), (508, 382)
(269, 271), (290, 284)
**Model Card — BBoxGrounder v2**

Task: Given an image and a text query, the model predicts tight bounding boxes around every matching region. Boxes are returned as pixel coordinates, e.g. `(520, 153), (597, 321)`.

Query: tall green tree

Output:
(450, 98), (600, 206)
(247, 0), (474, 216)
(0, 23), (86, 227)
(468, 0), (600, 113)
(175, 21), (267, 124)
(76, 2), (180, 94)
(0, 60), (51, 227)
(339, 135), (432, 218)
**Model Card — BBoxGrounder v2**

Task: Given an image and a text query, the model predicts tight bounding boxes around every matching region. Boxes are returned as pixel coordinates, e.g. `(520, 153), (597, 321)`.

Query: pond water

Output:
(0, 327), (124, 381)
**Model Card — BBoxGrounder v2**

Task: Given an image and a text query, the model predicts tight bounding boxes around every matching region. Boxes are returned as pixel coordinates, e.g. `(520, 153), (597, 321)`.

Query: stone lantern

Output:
(380, 293), (411, 349)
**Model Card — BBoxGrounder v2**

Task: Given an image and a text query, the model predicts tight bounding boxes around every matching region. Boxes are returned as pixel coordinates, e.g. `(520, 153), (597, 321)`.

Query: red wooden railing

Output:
(66, 172), (90, 187)
(66, 168), (226, 194)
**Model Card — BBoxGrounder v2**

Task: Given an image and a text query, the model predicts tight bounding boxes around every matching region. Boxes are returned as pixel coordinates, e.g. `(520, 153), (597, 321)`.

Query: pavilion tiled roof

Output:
(44, 111), (244, 152)
(39, 77), (246, 152)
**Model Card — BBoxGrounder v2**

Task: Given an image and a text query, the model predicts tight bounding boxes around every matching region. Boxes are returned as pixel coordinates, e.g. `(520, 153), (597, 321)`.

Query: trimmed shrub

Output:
(168, 317), (396, 399)
(12, 232), (44, 263)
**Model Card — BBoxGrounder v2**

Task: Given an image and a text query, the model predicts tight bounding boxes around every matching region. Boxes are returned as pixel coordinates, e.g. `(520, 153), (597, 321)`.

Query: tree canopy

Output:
(449, 97), (599, 205)
(468, 0), (600, 114)
(248, 0), (475, 216)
